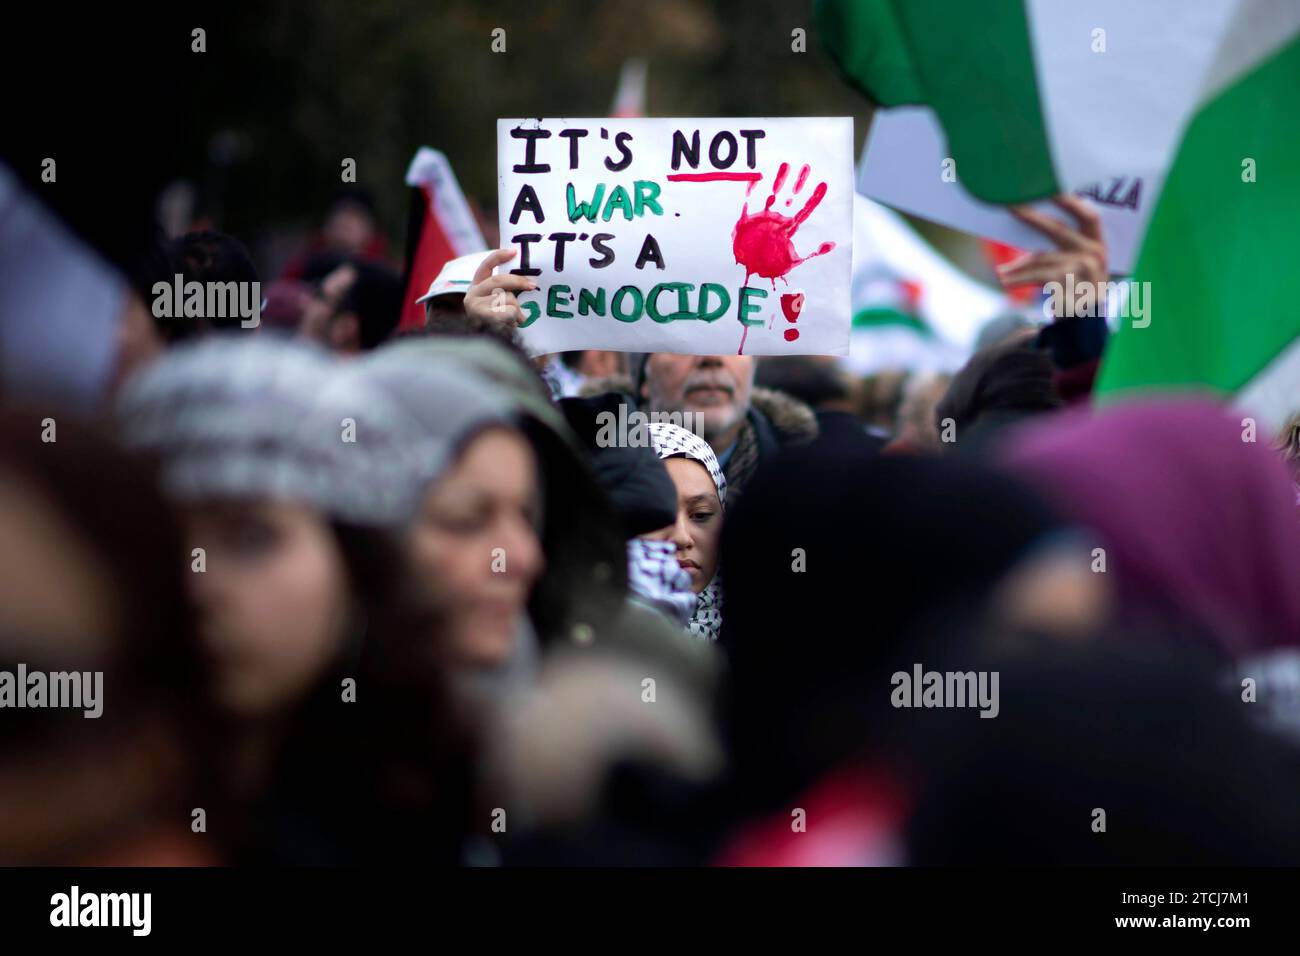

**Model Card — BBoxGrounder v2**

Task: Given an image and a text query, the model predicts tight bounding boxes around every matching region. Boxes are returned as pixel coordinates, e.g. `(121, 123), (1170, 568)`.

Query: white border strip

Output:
(404, 147), (487, 257)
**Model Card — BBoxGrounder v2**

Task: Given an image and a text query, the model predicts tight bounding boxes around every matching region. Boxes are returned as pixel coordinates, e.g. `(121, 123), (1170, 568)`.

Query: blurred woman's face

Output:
(0, 474), (117, 659)
(644, 457), (722, 594)
(990, 543), (1113, 645)
(0, 473), (173, 861)
(410, 427), (544, 668)
(183, 500), (351, 720)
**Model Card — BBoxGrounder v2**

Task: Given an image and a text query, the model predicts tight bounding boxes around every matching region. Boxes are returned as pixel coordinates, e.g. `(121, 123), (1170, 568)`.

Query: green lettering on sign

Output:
(602, 185), (633, 221)
(698, 284), (730, 322)
(567, 183), (606, 223)
(738, 286), (768, 326)
(647, 282), (696, 323)
(633, 181), (663, 217)
(547, 285), (573, 318)
(611, 285), (644, 322)
(577, 287), (607, 316)
(519, 299), (541, 328)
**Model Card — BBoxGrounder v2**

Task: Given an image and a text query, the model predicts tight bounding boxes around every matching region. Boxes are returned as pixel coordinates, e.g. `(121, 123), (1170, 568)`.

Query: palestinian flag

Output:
(818, 0), (1300, 428)
(1095, 32), (1300, 428)
(399, 148), (487, 332)
(848, 193), (1007, 374)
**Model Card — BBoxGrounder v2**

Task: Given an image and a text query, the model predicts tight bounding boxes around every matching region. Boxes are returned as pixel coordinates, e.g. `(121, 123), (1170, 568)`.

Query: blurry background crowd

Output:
(3, 3), (1300, 867)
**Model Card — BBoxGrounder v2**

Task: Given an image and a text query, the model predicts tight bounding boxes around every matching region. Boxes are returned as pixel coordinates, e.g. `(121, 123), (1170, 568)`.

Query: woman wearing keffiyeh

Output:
(643, 422), (727, 641)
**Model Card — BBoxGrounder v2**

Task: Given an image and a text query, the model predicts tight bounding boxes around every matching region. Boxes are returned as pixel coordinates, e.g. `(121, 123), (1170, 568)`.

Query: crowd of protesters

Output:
(3, 163), (1300, 867)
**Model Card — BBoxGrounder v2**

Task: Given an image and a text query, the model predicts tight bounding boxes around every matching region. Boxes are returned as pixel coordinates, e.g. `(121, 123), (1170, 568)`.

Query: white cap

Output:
(415, 251), (492, 305)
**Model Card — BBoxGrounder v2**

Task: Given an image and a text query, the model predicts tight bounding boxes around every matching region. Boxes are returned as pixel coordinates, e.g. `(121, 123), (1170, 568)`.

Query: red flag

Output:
(399, 148), (487, 331)
(981, 238), (1036, 303)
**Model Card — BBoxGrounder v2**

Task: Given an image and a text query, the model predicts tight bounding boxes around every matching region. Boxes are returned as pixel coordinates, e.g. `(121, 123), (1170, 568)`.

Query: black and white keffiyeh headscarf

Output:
(646, 422), (726, 641)
(626, 538), (698, 628)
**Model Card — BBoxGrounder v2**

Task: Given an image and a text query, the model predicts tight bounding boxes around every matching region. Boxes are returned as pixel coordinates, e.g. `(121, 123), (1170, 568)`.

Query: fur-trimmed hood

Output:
(750, 385), (819, 447)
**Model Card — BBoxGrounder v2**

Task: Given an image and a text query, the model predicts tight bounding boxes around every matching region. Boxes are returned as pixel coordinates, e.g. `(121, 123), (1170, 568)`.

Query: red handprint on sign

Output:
(732, 162), (835, 289)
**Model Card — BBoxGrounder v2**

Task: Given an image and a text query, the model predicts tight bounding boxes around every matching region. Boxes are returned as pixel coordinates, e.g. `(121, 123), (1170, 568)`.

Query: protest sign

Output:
(497, 117), (853, 356)
(858, 107), (1162, 275)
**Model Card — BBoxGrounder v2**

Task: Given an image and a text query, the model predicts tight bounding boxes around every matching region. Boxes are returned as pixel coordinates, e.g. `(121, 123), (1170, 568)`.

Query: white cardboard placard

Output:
(498, 117), (854, 355)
